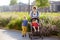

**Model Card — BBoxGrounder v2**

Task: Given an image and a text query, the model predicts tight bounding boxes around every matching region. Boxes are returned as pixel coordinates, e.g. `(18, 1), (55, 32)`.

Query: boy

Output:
(32, 19), (39, 32)
(22, 16), (28, 37)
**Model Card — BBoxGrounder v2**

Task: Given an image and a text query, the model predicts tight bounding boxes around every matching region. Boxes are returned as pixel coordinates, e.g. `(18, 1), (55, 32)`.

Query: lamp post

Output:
(28, 0), (30, 14)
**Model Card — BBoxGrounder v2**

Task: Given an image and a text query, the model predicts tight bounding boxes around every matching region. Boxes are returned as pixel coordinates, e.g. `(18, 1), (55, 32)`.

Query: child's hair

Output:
(23, 15), (27, 19)
(32, 19), (39, 23)
(32, 19), (36, 22)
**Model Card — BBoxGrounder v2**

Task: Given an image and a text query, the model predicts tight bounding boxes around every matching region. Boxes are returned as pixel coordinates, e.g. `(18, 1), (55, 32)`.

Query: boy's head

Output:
(23, 15), (27, 20)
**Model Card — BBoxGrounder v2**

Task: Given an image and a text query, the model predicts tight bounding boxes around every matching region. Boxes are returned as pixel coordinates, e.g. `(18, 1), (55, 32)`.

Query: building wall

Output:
(49, 1), (60, 12)
(0, 1), (60, 12)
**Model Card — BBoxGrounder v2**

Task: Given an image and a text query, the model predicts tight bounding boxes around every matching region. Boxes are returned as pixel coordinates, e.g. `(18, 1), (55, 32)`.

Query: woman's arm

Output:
(30, 11), (32, 18)
(38, 11), (40, 17)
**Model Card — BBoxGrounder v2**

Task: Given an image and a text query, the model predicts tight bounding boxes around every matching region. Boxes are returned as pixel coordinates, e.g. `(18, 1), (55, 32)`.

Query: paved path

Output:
(0, 29), (60, 40)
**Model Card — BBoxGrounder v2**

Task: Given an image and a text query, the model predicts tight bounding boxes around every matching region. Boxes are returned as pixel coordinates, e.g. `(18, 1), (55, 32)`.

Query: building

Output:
(49, 1), (60, 12)
(0, 0), (60, 12)
(32, 0), (60, 12)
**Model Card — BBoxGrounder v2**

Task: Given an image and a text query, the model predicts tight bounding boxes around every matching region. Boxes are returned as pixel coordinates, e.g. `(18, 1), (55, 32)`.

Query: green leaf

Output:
(10, 0), (17, 5)
(36, 0), (50, 8)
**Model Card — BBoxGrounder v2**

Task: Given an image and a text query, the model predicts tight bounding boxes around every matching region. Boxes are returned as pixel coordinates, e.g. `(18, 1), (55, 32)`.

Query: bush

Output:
(39, 15), (60, 36)
(0, 17), (11, 27)
(7, 20), (16, 29)
(0, 12), (60, 36)
(15, 19), (22, 30)
(56, 20), (60, 28)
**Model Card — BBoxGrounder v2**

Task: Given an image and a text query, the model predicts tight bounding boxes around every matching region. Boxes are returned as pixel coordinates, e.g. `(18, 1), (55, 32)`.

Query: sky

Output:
(0, 0), (34, 6)
(0, 0), (60, 6)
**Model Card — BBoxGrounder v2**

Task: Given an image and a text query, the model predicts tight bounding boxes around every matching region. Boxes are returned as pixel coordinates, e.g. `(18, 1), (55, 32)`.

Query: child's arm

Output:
(28, 22), (31, 24)
(28, 22), (32, 26)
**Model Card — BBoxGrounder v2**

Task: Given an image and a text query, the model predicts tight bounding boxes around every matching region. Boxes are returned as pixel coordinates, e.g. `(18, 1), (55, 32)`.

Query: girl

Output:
(32, 19), (39, 32)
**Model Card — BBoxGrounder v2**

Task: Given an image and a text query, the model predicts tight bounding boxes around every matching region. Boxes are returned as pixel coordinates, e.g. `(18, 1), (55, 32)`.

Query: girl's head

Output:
(32, 19), (38, 23)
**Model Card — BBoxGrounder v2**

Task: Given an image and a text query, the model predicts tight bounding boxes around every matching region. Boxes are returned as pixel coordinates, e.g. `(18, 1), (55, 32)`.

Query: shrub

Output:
(15, 18), (22, 30)
(0, 12), (60, 36)
(7, 20), (16, 29)
(56, 20), (60, 28)
(0, 17), (11, 27)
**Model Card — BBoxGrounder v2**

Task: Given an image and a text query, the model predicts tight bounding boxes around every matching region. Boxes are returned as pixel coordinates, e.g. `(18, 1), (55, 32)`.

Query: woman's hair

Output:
(33, 7), (36, 9)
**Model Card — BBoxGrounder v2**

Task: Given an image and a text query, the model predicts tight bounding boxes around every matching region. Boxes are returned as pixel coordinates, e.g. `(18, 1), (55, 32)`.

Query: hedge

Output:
(0, 12), (60, 32)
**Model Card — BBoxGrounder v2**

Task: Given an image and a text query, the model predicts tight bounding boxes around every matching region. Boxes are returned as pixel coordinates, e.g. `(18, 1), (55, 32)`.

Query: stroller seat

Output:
(29, 18), (41, 39)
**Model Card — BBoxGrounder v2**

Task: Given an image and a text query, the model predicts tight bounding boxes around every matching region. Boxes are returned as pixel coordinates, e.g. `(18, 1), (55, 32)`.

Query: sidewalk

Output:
(0, 29), (30, 40)
(0, 29), (60, 40)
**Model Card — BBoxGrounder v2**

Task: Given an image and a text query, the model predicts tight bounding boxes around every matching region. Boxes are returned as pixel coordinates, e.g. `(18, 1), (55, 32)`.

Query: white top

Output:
(30, 11), (40, 18)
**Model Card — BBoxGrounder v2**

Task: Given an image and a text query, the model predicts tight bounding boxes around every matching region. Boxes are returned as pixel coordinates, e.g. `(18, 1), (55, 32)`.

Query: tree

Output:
(10, 0), (17, 5)
(36, 0), (50, 12)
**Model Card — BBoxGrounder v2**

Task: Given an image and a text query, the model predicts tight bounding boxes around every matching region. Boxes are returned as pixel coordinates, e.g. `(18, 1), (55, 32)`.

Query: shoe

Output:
(22, 35), (24, 37)
(25, 34), (26, 37)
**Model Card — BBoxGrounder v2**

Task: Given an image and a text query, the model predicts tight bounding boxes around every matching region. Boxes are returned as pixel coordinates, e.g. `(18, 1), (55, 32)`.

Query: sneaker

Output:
(25, 34), (26, 37)
(22, 35), (24, 37)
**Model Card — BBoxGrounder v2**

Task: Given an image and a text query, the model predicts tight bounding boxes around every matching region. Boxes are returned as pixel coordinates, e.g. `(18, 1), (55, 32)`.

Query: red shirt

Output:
(32, 22), (39, 28)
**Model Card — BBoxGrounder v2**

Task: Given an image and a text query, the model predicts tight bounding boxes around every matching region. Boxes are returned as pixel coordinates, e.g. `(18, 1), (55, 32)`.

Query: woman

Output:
(30, 6), (40, 22)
